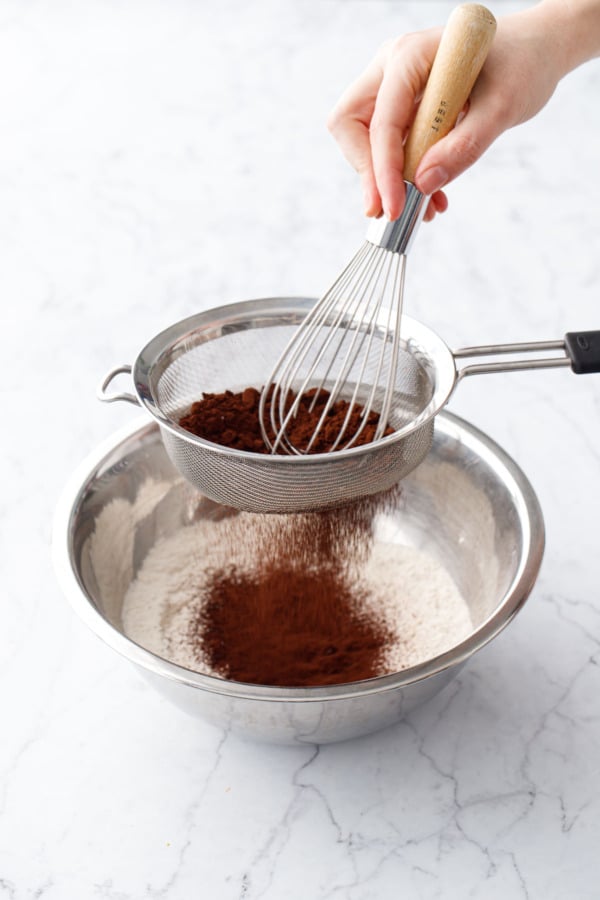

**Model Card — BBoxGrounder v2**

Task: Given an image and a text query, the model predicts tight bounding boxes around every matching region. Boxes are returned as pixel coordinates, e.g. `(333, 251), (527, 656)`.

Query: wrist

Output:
(533, 0), (600, 76)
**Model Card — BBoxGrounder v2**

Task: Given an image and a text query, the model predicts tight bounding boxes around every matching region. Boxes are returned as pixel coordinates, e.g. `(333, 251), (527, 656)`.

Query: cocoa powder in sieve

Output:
(178, 385), (393, 453)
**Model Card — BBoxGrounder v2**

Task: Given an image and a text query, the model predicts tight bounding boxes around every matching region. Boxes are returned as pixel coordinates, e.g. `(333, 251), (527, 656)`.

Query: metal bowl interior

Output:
(53, 412), (544, 744)
(129, 298), (458, 512)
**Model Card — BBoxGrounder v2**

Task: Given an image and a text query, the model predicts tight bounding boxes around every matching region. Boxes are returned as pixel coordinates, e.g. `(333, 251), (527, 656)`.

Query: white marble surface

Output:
(2, 0), (600, 896)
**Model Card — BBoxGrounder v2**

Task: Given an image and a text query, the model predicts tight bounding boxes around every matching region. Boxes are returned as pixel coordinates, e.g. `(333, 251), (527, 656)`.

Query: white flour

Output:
(121, 510), (473, 676)
(87, 478), (172, 628)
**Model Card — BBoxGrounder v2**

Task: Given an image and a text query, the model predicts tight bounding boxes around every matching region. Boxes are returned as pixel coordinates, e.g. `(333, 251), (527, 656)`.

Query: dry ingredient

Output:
(188, 496), (393, 686)
(122, 492), (473, 686)
(194, 566), (391, 686)
(178, 385), (394, 454)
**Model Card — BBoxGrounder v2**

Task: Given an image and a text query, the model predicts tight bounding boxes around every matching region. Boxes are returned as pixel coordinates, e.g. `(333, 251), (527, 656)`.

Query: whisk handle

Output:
(403, 4), (497, 183)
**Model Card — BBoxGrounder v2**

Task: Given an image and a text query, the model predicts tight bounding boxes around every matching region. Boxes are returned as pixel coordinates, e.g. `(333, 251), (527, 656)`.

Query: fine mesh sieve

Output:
(98, 296), (600, 513)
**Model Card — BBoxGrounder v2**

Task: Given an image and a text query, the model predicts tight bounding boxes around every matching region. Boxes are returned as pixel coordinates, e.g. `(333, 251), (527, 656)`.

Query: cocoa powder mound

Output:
(193, 565), (392, 687)
(187, 492), (399, 687)
(178, 385), (393, 454)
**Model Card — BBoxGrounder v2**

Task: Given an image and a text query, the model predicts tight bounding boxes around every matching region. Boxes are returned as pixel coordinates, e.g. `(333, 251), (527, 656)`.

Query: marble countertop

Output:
(2, 0), (600, 897)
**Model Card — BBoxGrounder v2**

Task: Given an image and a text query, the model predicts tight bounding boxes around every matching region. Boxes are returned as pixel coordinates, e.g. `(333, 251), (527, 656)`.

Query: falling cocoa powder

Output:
(178, 385), (393, 453)
(188, 495), (397, 687)
(170, 385), (399, 685)
(174, 386), (397, 685)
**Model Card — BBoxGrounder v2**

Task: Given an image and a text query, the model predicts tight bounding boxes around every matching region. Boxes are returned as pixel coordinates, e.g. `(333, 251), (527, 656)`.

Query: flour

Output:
(121, 510), (473, 677)
(361, 543), (472, 670)
(87, 478), (172, 628)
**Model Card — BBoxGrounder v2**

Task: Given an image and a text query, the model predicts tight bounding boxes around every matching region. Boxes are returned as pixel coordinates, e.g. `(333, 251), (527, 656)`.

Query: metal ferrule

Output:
(366, 182), (429, 254)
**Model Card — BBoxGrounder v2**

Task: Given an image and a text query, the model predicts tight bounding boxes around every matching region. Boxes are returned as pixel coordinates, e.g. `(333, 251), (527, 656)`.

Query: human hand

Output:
(328, 1), (589, 222)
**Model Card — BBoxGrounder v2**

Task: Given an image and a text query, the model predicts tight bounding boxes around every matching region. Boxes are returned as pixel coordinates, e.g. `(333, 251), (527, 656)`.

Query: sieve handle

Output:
(97, 364), (140, 405)
(403, 4), (497, 182)
(454, 331), (600, 379)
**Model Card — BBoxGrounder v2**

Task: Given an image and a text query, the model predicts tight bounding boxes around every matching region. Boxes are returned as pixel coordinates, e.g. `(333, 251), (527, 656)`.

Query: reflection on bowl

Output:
(53, 412), (544, 745)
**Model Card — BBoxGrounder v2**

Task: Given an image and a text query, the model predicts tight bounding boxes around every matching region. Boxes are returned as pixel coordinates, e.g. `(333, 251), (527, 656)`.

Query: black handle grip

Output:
(564, 331), (600, 374)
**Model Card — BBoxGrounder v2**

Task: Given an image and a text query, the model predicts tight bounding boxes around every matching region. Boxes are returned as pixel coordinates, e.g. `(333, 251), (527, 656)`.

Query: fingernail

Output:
(417, 165), (449, 196)
(383, 202), (397, 222)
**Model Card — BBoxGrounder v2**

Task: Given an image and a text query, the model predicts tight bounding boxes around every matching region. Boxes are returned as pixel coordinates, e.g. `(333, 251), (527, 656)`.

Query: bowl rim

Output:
(52, 411), (545, 702)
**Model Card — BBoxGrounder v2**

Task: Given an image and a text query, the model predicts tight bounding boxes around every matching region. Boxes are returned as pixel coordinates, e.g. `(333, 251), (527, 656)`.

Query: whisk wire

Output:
(348, 250), (404, 446)
(268, 242), (382, 453)
(306, 243), (381, 410)
(375, 253), (406, 440)
(261, 239), (410, 455)
(323, 247), (400, 452)
(260, 243), (371, 451)
(288, 243), (376, 410)
(301, 244), (395, 451)
(274, 246), (373, 453)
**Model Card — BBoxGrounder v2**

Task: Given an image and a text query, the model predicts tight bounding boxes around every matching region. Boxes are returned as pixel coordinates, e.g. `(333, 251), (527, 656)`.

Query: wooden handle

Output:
(403, 4), (496, 183)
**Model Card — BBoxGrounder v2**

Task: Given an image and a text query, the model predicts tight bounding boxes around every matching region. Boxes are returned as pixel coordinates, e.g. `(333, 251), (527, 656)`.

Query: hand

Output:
(327, 1), (597, 222)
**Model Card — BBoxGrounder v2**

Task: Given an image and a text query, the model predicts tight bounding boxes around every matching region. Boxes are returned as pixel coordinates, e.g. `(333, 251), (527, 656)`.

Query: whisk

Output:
(259, 3), (497, 455)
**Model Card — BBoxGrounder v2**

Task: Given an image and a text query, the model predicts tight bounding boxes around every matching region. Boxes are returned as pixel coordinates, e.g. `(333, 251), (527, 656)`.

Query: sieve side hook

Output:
(97, 364), (139, 405)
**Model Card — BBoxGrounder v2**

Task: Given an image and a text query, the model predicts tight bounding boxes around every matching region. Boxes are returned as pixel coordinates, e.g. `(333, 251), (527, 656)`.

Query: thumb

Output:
(412, 97), (504, 195)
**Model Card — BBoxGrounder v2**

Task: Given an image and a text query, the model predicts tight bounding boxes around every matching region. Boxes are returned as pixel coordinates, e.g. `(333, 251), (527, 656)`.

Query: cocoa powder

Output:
(193, 565), (391, 686)
(188, 495), (397, 687)
(179, 385), (393, 453)
(177, 384), (398, 687)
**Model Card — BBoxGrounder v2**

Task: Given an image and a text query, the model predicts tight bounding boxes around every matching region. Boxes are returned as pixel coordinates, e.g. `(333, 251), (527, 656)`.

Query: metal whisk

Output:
(260, 3), (497, 455)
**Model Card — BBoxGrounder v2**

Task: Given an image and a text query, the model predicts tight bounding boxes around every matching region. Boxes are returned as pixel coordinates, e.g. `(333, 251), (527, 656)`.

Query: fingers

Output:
(328, 58), (385, 216)
(329, 28), (458, 222)
(329, 11), (555, 225)
(423, 190), (448, 222)
(329, 31), (441, 219)
(369, 30), (441, 220)
(413, 80), (506, 195)
(333, 116), (381, 216)
(369, 64), (409, 220)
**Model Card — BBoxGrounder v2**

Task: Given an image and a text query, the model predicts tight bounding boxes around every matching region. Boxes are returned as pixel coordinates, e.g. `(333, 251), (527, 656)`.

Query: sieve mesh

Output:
(137, 304), (440, 513)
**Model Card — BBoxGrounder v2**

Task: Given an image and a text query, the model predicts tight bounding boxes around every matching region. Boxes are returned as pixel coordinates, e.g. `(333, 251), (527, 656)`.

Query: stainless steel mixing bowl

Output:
(53, 412), (544, 744)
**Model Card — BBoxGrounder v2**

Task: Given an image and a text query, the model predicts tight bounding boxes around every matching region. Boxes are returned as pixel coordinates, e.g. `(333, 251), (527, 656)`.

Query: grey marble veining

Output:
(1, 0), (599, 897)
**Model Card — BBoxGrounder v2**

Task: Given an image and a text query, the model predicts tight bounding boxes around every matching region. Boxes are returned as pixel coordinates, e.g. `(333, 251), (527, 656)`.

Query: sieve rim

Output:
(53, 411), (544, 703)
(130, 297), (458, 463)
